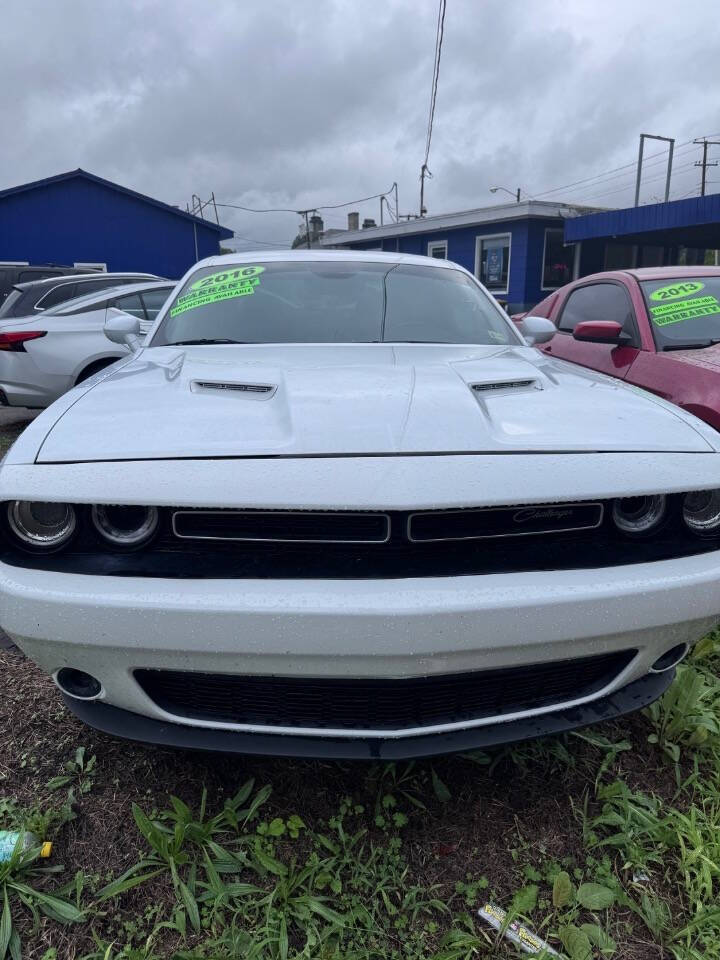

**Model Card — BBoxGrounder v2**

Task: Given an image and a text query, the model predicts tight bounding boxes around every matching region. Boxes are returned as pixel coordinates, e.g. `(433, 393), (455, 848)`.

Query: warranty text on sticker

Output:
(650, 281), (705, 302)
(170, 267), (266, 317)
(650, 295), (720, 326)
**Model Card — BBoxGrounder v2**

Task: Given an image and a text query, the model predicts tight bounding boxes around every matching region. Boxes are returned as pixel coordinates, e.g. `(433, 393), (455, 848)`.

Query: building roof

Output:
(320, 199), (606, 246)
(564, 194), (720, 246)
(0, 168), (233, 240)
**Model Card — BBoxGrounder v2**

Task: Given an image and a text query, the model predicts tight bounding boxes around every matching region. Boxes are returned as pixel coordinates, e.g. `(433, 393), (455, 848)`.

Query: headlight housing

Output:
(612, 495), (667, 536)
(682, 489), (720, 537)
(7, 501), (76, 551)
(91, 504), (159, 548)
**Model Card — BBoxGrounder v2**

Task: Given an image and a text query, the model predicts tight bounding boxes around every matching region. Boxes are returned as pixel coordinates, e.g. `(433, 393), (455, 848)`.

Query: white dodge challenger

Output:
(1, 251), (720, 759)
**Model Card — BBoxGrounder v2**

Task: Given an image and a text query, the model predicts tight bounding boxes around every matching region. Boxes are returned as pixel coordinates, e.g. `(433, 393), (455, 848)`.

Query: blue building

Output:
(0, 169), (233, 279)
(564, 193), (720, 272)
(321, 195), (720, 313)
(320, 200), (601, 313)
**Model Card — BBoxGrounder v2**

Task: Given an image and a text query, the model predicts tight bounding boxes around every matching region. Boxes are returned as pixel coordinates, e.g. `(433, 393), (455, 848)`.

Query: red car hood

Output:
(668, 343), (720, 372)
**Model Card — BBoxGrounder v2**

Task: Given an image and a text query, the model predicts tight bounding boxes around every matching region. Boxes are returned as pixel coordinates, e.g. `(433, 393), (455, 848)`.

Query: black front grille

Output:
(173, 510), (390, 543)
(2, 495), (717, 578)
(409, 502), (603, 542)
(135, 650), (635, 731)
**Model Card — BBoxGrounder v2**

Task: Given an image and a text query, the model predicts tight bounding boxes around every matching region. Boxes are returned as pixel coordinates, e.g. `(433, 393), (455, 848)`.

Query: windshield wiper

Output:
(662, 338), (720, 351)
(167, 338), (246, 346)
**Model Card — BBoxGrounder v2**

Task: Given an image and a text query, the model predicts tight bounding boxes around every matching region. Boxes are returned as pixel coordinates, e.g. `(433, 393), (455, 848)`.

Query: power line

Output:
(528, 140), (693, 201)
(231, 235), (293, 247)
(215, 185), (397, 215)
(420, 0), (446, 216)
(424, 0), (446, 168)
(577, 159), (699, 204)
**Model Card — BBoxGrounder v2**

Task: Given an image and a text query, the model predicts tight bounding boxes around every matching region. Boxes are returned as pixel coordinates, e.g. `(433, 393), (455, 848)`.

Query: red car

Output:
(523, 267), (720, 431)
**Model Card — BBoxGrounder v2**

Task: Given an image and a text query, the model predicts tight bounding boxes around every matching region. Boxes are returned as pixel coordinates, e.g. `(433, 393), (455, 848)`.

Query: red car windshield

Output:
(641, 277), (720, 350)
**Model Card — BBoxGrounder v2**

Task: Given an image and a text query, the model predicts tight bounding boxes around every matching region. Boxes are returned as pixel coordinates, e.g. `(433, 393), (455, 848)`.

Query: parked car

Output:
(0, 264), (96, 306)
(0, 271), (161, 319)
(0, 280), (175, 407)
(1, 251), (720, 759)
(521, 266), (720, 431)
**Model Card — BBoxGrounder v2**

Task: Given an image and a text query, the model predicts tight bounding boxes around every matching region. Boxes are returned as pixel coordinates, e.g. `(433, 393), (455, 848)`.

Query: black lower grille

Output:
(172, 510), (390, 543)
(135, 650), (635, 731)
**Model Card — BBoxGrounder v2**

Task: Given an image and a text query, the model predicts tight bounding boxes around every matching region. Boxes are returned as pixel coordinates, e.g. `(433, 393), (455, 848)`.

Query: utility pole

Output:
(419, 164), (431, 217)
(302, 210), (312, 249)
(694, 138), (720, 196)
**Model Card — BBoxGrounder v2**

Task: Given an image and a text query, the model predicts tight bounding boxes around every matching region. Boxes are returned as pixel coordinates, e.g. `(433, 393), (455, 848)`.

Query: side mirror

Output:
(573, 320), (626, 344)
(520, 315), (556, 346)
(104, 309), (142, 351)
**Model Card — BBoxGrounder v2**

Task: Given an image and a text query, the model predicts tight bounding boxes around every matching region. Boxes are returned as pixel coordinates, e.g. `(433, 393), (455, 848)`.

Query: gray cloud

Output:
(1, 0), (718, 247)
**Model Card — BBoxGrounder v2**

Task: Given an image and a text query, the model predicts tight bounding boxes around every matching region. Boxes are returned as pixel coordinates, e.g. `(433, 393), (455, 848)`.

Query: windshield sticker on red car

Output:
(170, 266), (266, 317)
(650, 295), (720, 326)
(649, 281), (705, 302)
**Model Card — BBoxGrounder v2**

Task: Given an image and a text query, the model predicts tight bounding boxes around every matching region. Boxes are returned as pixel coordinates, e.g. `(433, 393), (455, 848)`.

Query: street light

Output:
(490, 186), (522, 203)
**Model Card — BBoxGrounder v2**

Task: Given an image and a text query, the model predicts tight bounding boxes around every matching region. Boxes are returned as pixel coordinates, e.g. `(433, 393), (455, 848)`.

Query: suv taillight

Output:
(0, 331), (47, 351)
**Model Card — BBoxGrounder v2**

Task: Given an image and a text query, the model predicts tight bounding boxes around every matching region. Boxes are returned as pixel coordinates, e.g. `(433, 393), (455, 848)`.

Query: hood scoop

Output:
(191, 380), (277, 398)
(471, 378), (541, 395)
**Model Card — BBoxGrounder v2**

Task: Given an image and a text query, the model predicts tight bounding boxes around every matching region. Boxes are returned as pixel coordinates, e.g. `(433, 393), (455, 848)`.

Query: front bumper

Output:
(62, 670), (675, 759)
(2, 549), (719, 751)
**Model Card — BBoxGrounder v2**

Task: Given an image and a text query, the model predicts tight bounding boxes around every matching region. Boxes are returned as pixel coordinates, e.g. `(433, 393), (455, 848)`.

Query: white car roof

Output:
(49, 280), (175, 316)
(196, 249), (459, 270)
(16, 271), (159, 290)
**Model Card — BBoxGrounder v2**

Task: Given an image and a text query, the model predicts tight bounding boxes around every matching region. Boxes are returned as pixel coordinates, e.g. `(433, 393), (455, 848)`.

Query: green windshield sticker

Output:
(169, 266), (266, 317)
(649, 281), (705, 302)
(189, 265), (265, 292)
(650, 295), (720, 327)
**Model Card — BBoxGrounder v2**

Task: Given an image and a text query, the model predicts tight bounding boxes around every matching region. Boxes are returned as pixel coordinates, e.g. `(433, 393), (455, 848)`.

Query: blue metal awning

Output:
(564, 194), (720, 245)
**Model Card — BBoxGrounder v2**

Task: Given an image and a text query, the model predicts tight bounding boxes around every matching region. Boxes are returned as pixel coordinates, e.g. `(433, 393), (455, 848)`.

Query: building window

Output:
(604, 243), (637, 270)
(475, 234), (510, 293)
(427, 241), (447, 259)
(542, 229), (574, 289)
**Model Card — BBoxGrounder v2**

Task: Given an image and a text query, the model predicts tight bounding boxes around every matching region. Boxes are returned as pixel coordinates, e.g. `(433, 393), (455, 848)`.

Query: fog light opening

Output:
(650, 643), (689, 674)
(55, 667), (103, 700)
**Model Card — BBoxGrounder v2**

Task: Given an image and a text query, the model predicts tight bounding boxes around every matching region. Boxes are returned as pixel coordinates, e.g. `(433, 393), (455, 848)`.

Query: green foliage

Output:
(552, 870), (574, 908)
(0, 833), (83, 959)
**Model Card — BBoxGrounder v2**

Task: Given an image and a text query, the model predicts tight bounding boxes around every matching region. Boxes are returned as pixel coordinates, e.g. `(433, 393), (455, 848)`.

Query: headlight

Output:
(683, 489), (720, 536)
(8, 501), (76, 550)
(612, 495), (666, 536)
(91, 504), (159, 547)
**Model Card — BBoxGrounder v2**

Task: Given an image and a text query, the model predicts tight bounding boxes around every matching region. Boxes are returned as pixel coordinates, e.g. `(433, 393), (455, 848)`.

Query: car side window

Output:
(18, 270), (56, 283)
(140, 288), (171, 322)
(111, 292), (145, 320)
(74, 279), (115, 297)
(35, 283), (77, 309)
(558, 283), (638, 342)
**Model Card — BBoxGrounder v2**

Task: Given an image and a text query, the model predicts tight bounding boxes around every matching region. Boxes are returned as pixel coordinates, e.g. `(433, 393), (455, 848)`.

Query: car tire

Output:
(75, 359), (116, 385)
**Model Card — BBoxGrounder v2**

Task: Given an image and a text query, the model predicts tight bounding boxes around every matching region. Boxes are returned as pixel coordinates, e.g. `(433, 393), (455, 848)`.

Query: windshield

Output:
(641, 277), (720, 349)
(151, 261), (519, 347)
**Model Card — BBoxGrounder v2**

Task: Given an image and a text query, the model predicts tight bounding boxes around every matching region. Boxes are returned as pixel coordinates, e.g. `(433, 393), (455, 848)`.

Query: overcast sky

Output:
(2, 0), (719, 248)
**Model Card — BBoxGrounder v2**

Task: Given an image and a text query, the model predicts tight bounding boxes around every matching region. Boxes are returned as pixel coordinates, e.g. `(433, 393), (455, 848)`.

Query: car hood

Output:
(35, 343), (713, 462)
(668, 342), (720, 372)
